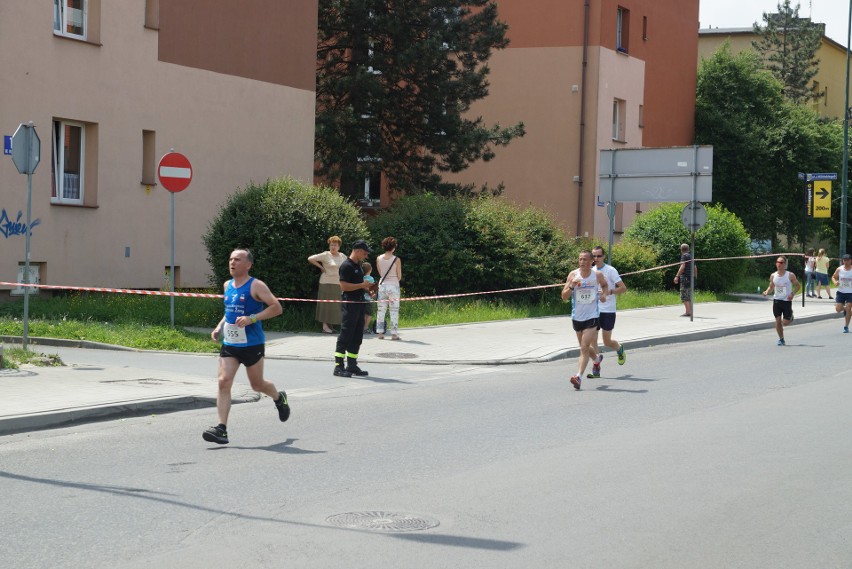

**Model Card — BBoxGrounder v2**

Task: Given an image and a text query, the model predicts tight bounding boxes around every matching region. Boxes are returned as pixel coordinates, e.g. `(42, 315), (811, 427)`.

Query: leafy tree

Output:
(624, 202), (751, 292)
(695, 45), (842, 246)
(316, 0), (525, 199)
(752, 0), (823, 104)
(203, 177), (369, 299)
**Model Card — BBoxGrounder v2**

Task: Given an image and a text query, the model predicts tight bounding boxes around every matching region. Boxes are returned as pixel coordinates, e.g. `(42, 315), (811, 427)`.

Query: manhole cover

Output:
(326, 511), (439, 532)
(375, 352), (418, 359)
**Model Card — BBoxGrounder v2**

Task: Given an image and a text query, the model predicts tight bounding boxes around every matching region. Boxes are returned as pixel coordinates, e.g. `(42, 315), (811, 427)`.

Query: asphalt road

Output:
(2, 320), (851, 569)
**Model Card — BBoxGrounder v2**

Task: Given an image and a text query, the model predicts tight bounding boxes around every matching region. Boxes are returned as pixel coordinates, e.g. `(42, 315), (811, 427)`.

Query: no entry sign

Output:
(158, 152), (192, 192)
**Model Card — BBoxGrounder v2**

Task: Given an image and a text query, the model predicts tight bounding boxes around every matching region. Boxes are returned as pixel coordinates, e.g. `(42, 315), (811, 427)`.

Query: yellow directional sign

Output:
(813, 181), (832, 218)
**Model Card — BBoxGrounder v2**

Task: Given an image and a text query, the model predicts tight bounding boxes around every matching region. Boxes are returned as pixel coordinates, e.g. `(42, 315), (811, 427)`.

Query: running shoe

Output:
(844, 326), (849, 334)
(588, 353), (602, 377)
(346, 365), (369, 377)
(586, 369), (600, 379)
(777, 338), (785, 346)
(275, 390), (291, 422)
(617, 346), (626, 365)
(333, 365), (352, 378)
(202, 425), (228, 445)
(570, 375), (581, 390)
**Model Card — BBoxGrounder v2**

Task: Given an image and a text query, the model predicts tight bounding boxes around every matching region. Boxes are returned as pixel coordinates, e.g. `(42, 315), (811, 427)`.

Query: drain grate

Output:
(326, 511), (439, 532)
(375, 352), (418, 359)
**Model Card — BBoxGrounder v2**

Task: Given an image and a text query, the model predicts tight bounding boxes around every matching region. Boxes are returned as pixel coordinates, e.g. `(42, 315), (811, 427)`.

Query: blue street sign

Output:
(805, 172), (838, 181)
(3, 136), (11, 155)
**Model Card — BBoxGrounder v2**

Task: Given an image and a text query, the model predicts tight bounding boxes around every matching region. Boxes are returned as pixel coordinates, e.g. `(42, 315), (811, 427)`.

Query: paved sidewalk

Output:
(0, 295), (840, 436)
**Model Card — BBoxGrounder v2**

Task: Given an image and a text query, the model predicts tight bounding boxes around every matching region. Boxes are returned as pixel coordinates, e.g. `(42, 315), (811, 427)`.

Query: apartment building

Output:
(444, 0), (699, 239)
(0, 0), (317, 293)
(698, 26), (848, 121)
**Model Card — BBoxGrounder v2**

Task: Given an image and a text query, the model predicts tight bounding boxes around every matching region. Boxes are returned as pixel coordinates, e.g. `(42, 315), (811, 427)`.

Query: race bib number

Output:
(577, 288), (595, 305)
(775, 285), (787, 297)
(224, 323), (247, 345)
(841, 278), (852, 289)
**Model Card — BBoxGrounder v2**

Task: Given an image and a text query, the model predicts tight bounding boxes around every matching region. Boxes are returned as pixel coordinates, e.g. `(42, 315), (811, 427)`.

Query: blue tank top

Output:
(223, 277), (265, 346)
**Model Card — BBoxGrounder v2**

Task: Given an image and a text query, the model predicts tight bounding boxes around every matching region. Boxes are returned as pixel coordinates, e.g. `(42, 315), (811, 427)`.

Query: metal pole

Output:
(841, 0), (851, 257)
(802, 179), (806, 308)
(170, 191), (175, 328)
(22, 124), (34, 351)
(690, 145), (698, 322)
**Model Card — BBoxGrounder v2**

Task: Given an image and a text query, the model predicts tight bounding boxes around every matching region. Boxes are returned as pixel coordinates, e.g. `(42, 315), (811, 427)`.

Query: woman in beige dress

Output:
(308, 236), (347, 333)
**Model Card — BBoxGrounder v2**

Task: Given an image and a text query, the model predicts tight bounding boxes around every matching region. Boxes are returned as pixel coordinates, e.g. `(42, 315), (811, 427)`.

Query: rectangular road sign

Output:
(3, 136), (11, 155)
(806, 173), (838, 182)
(599, 146), (713, 202)
(813, 180), (832, 218)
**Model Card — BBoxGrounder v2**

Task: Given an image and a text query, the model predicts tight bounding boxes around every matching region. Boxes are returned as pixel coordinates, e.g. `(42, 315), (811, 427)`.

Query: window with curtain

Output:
(54, 0), (87, 39)
(52, 120), (85, 204)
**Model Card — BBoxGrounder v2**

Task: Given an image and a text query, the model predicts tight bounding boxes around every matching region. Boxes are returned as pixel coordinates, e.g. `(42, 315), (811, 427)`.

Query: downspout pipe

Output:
(577, 0), (591, 236)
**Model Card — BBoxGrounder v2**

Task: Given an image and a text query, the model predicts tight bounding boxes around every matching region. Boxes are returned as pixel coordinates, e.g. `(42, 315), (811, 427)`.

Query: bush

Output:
(610, 239), (663, 291)
(203, 177), (370, 299)
(624, 202), (750, 292)
(367, 194), (579, 297)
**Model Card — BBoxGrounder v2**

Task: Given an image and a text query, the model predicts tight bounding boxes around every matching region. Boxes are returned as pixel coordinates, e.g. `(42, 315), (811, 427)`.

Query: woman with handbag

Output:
(376, 236), (403, 340)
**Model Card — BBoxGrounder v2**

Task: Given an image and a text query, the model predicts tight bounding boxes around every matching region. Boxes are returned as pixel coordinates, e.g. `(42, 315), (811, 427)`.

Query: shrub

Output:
(610, 239), (663, 291)
(203, 177), (369, 299)
(367, 194), (579, 297)
(624, 202), (750, 292)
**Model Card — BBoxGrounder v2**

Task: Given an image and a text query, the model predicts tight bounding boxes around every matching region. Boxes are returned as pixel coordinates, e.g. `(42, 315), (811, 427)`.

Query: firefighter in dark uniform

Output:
(333, 239), (374, 377)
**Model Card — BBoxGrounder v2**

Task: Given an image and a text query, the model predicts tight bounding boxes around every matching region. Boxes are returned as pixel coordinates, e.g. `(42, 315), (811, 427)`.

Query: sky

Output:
(699, 0), (850, 47)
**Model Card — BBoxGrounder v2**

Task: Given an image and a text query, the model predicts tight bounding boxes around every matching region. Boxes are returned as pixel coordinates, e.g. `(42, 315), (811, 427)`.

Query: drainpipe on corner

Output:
(577, 0), (591, 237)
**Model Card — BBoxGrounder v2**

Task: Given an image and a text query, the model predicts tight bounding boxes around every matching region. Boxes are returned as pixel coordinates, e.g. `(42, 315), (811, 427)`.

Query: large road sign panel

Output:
(813, 180), (831, 218)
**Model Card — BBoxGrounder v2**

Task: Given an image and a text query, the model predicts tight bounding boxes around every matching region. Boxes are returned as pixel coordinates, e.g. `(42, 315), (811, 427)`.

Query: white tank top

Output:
(772, 271), (793, 300)
(836, 267), (852, 293)
(571, 271), (600, 321)
(377, 254), (400, 284)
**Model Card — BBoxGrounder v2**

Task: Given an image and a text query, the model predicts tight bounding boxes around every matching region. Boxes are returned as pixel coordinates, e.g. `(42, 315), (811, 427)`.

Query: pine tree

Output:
(315, 0), (525, 199)
(751, 0), (823, 104)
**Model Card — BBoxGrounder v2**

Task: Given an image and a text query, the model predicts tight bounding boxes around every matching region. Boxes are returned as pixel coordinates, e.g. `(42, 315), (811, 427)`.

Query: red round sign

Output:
(158, 152), (193, 193)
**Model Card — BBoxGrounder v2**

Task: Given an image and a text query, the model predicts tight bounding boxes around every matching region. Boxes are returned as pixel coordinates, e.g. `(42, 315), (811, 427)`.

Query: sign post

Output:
(158, 151), (193, 328)
(11, 122), (41, 350)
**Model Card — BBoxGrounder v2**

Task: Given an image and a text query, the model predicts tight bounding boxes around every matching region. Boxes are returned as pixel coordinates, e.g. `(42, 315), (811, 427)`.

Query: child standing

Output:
(361, 262), (376, 333)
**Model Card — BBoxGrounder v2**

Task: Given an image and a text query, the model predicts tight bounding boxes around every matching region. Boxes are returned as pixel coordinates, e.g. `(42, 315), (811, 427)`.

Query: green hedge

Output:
(203, 177), (369, 299)
(624, 202), (750, 292)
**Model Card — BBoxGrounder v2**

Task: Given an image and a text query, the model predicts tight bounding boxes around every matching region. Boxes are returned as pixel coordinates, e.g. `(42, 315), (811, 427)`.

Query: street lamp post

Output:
(841, 0), (852, 256)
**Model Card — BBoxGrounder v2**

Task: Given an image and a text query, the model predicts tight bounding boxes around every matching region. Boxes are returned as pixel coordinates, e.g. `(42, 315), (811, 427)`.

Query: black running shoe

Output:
(347, 365), (369, 377)
(333, 365), (352, 378)
(275, 390), (291, 422)
(202, 425), (228, 445)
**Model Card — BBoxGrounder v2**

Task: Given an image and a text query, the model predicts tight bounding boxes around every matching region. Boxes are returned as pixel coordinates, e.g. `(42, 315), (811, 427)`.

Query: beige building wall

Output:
(698, 28), (848, 120)
(0, 1), (316, 292)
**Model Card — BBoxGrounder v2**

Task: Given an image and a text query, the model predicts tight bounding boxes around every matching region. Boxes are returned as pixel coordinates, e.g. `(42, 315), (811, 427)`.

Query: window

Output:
(812, 81), (820, 113)
(359, 172), (381, 207)
(642, 16), (648, 40)
(54, 0), (87, 39)
(612, 99), (626, 142)
(145, 0), (160, 29)
(617, 7), (630, 53)
(638, 104), (644, 128)
(142, 130), (156, 185)
(52, 120), (86, 204)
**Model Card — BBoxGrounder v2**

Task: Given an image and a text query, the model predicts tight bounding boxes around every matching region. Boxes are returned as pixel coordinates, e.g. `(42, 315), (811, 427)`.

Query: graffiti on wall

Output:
(0, 209), (41, 238)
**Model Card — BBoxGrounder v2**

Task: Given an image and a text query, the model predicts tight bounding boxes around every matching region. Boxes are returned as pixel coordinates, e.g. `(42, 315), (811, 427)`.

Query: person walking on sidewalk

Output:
(763, 255), (800, 346)
(804, 248), (816, 297)
(831, 254), (852, 333)
(203, 248), (290, 445)
(376, 236), (403, 340)
(562, 250), (608, 390)
(333, 239), (374, 377)
(587, 245), (627, 379)
(673, 243), (696, 317)
(815, 248), (832, 299)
